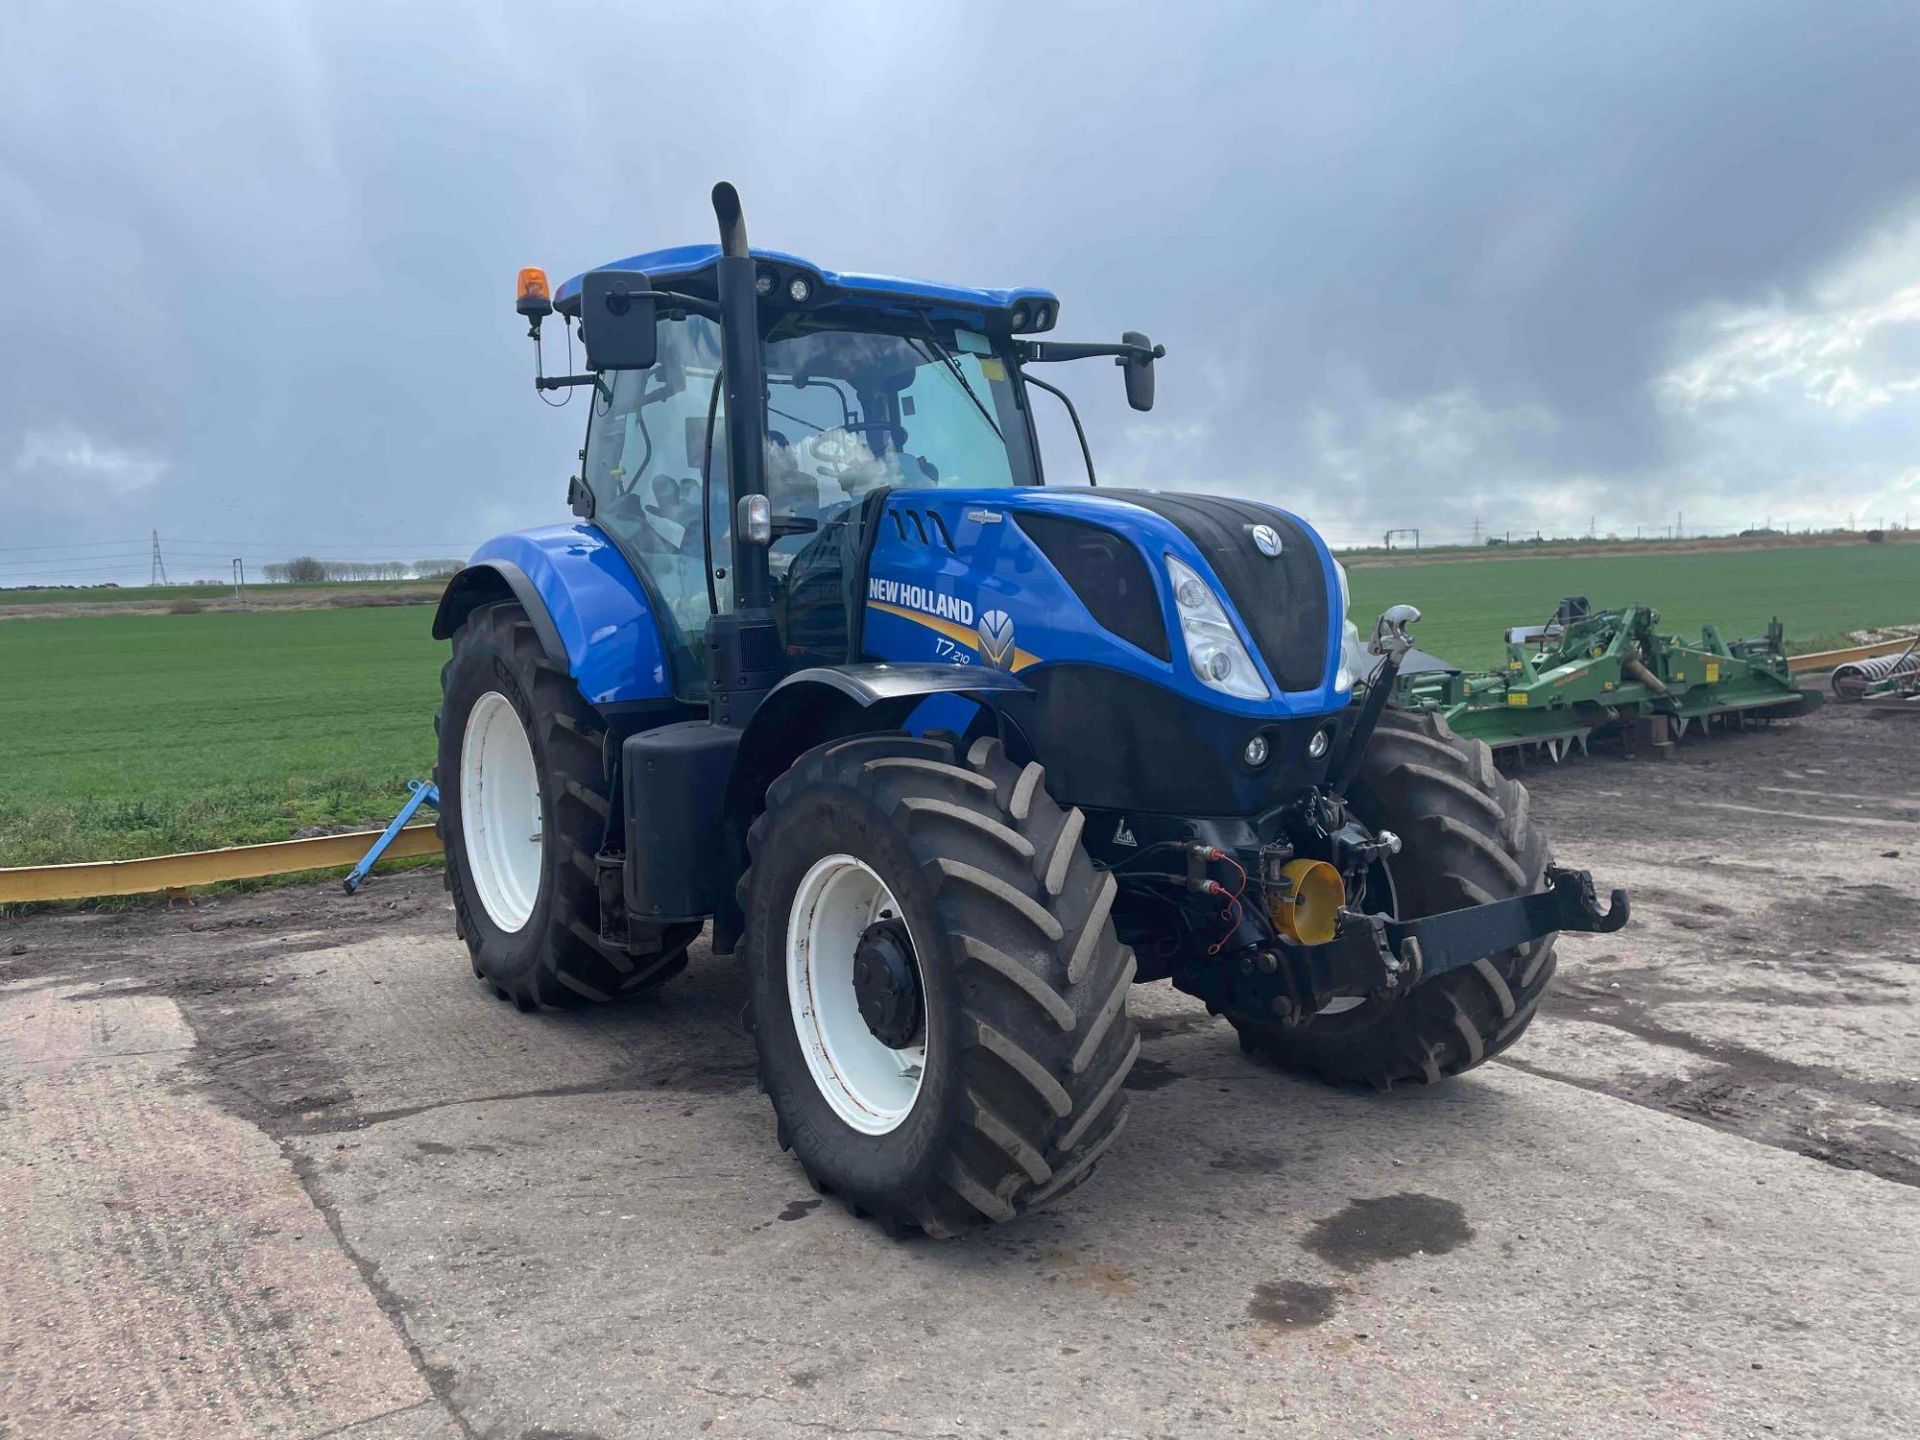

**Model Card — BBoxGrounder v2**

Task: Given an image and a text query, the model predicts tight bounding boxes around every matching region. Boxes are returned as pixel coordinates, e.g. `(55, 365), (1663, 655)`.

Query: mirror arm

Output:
(1017, 339), (1166, 365)
(1022, 371), (1098, 488)
(534, 373), (599, 391)
(622, 290), (721, 320)
(558, 289), (720, 325)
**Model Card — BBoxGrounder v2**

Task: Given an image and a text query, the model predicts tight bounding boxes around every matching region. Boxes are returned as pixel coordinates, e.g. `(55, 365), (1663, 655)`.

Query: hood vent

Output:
(1013, 512), (1170, 662)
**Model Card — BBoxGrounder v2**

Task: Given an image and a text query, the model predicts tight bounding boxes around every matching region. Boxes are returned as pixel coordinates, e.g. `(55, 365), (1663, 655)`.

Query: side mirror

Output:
(1121, 329), (1158, 412)
(1370, 603), (1422, 658)
(579, 270), (659, 371)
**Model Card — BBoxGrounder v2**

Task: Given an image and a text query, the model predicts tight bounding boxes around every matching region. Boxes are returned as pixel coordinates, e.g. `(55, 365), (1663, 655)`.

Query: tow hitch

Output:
(1189, 865), (1629, 1026)
(1327, 864), (1627, 986)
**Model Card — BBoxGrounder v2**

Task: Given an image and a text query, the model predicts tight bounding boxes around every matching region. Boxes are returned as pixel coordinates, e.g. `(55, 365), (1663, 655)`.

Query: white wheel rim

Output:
(786, 854), (927, 1135)
(460, 691), (544, 933)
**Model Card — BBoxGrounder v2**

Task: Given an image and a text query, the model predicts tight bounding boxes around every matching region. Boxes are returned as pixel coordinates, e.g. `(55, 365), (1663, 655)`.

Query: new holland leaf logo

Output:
(977, 609), (1017, 670)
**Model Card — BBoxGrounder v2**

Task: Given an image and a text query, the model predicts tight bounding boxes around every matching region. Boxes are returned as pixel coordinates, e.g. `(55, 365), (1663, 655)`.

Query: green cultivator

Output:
(1832, 637), (1920, 704)
(1392, 598), (1821, 759)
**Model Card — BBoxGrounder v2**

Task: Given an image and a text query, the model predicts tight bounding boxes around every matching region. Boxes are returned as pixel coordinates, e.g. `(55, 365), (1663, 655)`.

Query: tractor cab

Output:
(537, 238), (1156, 705)
(553, 260), (1047, 694)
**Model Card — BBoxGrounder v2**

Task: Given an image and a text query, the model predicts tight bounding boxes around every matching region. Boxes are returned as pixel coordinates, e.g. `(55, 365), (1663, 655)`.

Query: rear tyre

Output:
(1230, 709), (1555, 1087)
(435, 601), (697, 1009)
(739, 733), (1140, 1237)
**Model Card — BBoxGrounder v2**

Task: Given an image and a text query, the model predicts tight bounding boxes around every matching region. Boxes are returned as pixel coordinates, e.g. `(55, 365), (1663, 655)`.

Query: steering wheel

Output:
(806, 423), (902, 479)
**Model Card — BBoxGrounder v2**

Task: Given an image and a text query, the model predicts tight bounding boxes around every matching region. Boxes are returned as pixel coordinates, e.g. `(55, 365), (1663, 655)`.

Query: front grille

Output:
(1014, 512), (1170, 661)
(1100, 492), (1329, 693)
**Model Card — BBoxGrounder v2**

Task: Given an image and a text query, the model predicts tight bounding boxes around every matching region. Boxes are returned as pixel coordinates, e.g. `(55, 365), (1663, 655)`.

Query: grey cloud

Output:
(4, 0), (1920, 582)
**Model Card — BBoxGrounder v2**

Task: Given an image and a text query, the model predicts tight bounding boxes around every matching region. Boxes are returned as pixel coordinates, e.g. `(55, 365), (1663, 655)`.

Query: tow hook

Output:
(1199, 864), (1629, 1030)
(1338, 863), (1629, 990)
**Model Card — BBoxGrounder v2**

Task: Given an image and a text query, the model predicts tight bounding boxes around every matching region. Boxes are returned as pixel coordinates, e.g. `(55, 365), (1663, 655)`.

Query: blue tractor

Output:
(432, 184), (1626, 1236)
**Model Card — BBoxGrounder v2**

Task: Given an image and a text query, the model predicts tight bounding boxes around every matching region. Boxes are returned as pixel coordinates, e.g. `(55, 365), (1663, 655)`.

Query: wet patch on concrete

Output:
(1041, 1251), (1137, 1296)
(1247, 1279), (1339, 1330)
(1123, 1057), (1182, 1091)
(778, 1198), (821, 1222)
(1302, 1193), (1474, 1272)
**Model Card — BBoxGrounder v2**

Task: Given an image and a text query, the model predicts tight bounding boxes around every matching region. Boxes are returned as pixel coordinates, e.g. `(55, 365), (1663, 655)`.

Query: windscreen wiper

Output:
(910, 311), (1002, 440)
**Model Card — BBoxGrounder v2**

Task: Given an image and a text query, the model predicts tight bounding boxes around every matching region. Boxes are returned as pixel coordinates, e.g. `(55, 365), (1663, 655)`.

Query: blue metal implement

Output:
(343, 781), (440, 893)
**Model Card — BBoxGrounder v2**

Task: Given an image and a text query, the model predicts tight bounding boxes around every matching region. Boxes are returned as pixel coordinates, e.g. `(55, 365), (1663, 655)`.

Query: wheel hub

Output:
(852, 918), (922, 1049)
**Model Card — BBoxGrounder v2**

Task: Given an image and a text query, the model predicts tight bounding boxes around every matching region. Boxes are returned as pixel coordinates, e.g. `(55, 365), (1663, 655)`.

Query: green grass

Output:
(0, 579), (439, 606)
(2, 540), (1916, 869)
(1, 582), (230, 605)
(0, 606), (442, 867)
(1345, 542), (1919, 670)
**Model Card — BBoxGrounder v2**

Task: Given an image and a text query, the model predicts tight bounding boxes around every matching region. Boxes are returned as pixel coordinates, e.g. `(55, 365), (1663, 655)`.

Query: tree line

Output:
(259, 558), (464, 583)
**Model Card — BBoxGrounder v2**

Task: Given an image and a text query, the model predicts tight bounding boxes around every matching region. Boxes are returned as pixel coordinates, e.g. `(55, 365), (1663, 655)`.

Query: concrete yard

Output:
(3, 700), (1917, 1439)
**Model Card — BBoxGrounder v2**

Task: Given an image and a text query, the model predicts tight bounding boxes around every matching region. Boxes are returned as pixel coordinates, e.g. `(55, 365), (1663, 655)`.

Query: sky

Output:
(4, 0), (1920, 585)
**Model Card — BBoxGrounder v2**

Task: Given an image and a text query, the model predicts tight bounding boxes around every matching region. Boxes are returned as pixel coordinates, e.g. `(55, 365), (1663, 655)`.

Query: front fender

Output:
(433, 525), (673, 705)
(724, 663), (1030, 822)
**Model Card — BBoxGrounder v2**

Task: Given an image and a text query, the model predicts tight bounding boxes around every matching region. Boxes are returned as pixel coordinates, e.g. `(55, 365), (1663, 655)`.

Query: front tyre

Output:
(1231, 709), (1556, 1087)
(435, 601), (696, 1010)
(740, 734), (1140, 1237)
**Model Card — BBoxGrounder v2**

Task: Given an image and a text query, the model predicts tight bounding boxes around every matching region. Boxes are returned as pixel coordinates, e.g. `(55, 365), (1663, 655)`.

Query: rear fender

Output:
(432, 525), (673, 705)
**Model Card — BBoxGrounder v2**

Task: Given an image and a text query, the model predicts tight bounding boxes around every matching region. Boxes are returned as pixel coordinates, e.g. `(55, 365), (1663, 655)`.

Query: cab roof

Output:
(552, 244), (1058, 327)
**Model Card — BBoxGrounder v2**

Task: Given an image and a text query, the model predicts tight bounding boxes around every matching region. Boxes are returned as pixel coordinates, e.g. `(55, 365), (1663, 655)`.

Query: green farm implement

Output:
(1391, 598), (1821, 759)
(1832, 636), (1920, 704)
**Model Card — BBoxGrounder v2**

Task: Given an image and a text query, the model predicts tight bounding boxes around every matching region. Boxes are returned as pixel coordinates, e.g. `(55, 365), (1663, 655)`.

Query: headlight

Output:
(1332, 559), (1355, 692)
(1165, 554), (1269, 700)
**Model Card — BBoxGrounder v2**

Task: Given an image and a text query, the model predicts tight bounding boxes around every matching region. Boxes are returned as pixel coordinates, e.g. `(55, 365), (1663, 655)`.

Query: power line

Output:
(0, 552), (151, 569)
(0, 539), (162, 554)
(160, 543), (483, 557)
(160, 539), (484, 553)
(0, 562), (179, 576)
(0, 535), (484, 554)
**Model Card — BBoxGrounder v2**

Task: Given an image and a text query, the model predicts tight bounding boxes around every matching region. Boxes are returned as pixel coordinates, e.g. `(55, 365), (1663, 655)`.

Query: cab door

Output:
(580, 314), (728, 701)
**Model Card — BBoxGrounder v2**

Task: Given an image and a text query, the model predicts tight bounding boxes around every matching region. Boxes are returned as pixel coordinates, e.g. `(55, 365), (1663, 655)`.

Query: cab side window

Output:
(582, 315), (725, 698)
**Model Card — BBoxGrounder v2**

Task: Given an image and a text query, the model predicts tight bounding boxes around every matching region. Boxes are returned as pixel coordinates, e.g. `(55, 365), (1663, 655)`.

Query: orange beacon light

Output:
(516, 267), (553, 320)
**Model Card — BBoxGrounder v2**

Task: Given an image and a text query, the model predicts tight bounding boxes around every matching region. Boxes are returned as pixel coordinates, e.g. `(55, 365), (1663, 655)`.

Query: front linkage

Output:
(1138, 604), (1628, 1035)
(1182, 864), (1628, 1029)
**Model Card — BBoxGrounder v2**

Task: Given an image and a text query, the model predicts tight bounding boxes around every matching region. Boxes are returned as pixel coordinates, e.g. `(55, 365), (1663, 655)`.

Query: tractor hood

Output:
(1090, 490), (1333, 694)
(854, 485), (1355, 816)
(858, 486), (1351, 720)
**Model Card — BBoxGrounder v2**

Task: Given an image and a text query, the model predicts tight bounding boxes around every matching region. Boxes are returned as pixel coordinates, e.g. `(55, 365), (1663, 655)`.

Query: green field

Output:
(0, 606), (443, 868)
(0, 579), (440, 607)
(0, 583), (237, 606)
(1345, 542), (1918, 669)
(1, 541), (1915, 869)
